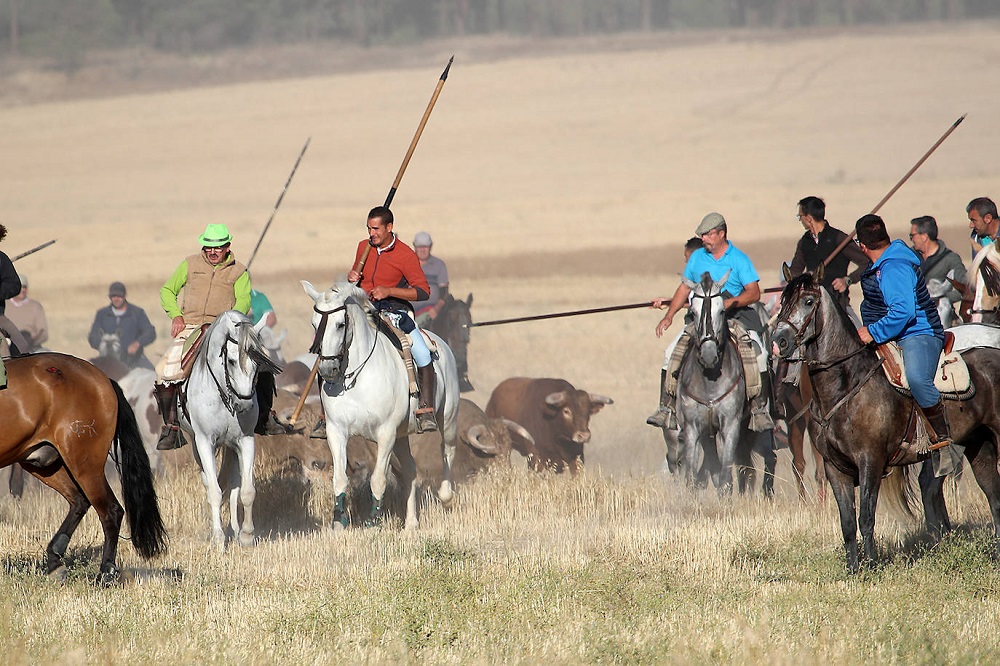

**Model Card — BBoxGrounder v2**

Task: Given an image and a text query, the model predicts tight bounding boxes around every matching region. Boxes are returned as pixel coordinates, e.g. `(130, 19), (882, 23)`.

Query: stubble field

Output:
(2, 22), (1000, 663)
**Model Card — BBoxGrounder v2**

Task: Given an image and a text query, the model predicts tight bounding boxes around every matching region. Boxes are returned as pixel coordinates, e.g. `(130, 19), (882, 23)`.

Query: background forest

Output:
(2, 0), (998, 74)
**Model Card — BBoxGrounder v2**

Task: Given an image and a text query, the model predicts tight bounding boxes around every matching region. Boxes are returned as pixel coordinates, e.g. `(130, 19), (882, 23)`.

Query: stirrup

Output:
(928, 438), (952, 452)
(415, 409), (438, 434)
(646, 405), (677, 430)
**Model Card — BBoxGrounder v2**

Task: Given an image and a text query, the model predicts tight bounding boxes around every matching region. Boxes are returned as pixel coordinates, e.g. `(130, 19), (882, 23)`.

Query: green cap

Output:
(198, 223), (233, 247)
(695, 212), (726, 236)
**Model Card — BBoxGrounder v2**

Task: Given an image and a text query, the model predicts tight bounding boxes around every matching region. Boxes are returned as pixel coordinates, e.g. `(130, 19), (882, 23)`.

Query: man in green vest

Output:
(154, 223), (288, 450)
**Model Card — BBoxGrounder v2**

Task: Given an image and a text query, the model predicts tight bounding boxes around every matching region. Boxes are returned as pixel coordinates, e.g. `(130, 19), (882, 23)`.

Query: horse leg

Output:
(682, 420), (704, 489)
(9, 463), (25, 498)
(437, 418), (458, 506)
(392, 435), (420, 530)
(367, 430), (397, 526)
(750, 430), (776, 499)
(28, 465), (91, 579)
(194, 434), (226, 546)
(917, 458), (951, 539)
(964, 436), (1000, 557)
(235, 435), (256, 547)
(825, 462), (860, 573)
(325, 428), (351, 530)
(789, 418), (808, 500)
(856, 460), (882, 569)
(716, 418), (742, 498)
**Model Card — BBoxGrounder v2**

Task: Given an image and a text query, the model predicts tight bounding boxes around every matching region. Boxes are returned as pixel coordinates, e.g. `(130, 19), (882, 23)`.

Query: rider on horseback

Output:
(0, 224), (31, 389)
(153, 224), (289, 450)
(647, 212), (776, 432)
(855, 214), (952, 451)
(87, 281), (158, 370)
(311, 207), (438, 437)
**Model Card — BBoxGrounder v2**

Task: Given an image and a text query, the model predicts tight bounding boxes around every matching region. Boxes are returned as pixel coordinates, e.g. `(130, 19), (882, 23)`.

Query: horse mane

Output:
(779, 271), (859, 335)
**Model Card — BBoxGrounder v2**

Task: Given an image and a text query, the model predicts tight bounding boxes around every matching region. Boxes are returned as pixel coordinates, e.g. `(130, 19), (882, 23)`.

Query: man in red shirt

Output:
(312, 206), (438, 436)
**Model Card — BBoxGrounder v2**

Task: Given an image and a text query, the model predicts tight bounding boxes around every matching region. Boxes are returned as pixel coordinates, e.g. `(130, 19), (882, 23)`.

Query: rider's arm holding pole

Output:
(653, 282), (692, 338)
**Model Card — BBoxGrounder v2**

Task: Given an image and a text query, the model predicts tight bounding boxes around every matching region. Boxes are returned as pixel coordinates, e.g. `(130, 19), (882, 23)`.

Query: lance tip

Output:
(441, 56), (454, 80)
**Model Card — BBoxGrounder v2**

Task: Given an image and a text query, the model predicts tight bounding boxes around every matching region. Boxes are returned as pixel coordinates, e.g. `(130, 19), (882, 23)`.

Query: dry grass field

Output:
(2, 21), (1000, 663)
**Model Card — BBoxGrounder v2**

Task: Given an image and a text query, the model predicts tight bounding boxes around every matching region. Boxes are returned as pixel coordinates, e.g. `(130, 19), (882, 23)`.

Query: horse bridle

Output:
(207, 326), (258, 414)
(309, 301), (376, 387)
(690, 289), (726, 363)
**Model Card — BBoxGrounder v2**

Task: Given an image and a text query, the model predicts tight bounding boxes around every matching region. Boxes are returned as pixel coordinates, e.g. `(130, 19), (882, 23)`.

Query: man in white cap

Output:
(647, 212), (775, 433)
(154, 223), (288, 450)
(412, 231), (450, 328)
(5, 273), (48, 353)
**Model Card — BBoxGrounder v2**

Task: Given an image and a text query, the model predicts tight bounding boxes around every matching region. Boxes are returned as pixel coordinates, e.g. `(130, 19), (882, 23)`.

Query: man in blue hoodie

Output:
(855, 214), (951, 450)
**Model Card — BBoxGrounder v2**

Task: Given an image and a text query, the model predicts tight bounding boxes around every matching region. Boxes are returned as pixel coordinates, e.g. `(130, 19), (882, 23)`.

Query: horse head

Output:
(253, 318), (288, 366)
(926, 276), (958, 329)
(432, 293), (473, 391)
(684, 270), (730, 369)
(773, 269), (829, 360)
(200, 311), (281, 414)
(303, 280), (366, 382)
(98, 331), (125, 363)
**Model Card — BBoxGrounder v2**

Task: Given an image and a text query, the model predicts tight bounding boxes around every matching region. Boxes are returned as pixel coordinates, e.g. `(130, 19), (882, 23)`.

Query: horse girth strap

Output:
(810, 358), (885, 427)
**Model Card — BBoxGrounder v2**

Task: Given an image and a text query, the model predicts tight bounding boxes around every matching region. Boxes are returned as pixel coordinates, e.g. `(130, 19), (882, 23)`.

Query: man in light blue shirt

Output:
(648, 212), (774, 433)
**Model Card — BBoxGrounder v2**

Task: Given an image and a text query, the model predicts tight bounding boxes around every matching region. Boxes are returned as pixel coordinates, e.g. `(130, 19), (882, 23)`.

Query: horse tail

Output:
(111, 380), (168, 559)
(880, 465), (919, 523)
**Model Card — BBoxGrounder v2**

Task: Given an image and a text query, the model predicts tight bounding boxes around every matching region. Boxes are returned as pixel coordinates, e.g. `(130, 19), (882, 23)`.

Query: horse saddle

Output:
(876, 331), (972, 398)
(374, 313), (438, 395)
(180, 323), (212, 377)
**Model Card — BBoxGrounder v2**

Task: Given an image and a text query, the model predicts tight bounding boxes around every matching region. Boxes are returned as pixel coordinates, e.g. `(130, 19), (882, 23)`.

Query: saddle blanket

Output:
(877, 340), (971, 395)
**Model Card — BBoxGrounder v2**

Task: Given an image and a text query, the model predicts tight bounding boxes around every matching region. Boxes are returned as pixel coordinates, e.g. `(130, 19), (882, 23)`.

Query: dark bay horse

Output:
(773, 271), (1000, 572)
(428, 293), (474, 392)
(1, 353), (167, 583)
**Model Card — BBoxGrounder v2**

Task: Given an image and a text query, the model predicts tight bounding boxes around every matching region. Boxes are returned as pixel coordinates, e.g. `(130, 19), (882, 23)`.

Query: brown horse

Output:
(1, 353), (167, 584)
(428, 293), (474, 392)
(774, 271), (1000, 573)
(773, 362), (826, 502)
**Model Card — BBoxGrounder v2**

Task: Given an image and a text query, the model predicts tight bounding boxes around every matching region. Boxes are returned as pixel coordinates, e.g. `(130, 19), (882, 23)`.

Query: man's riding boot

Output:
(154, 383), (183, 451)
(646, 369), (677, 429)
(749, 372), (776, 432)
(0, 357), (6, 390)
(415, 364), (438, 434)
(921, 400), (953, 451)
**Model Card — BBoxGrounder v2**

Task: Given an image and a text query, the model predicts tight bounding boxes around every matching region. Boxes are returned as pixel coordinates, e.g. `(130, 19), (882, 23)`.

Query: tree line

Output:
(2, 0), (996, 64)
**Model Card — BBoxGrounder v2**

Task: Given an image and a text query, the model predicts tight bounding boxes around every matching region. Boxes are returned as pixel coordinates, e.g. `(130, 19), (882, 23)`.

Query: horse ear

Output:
(782, 262), (792, 283)
(301, 280), (321, 301)
(814, 262), (825, 284)
(681, 276), (697, 291)
(714, 270), (731, 292)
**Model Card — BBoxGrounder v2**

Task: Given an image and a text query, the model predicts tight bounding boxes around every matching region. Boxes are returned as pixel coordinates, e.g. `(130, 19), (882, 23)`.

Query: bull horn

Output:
(588, 393), (614, 405)
(466, 424), (497, 454)
(502, 418), (534, 446)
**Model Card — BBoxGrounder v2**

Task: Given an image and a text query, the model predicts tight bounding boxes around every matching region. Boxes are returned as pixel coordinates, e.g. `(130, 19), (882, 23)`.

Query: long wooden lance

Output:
(246, 137), (311, 271)
(13, 239), (56, 262)
(469, 301), (654, 328)
(289, 57), (455, 427)
(764, 113), (967, 293)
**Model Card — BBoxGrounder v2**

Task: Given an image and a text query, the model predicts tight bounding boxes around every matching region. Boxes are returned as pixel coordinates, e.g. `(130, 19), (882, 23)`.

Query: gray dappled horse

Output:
(98, 331), (127, 364)
(773, 271), (1000, 573)
(181, 311), (282, 548)
(676, 271), (767, 497)
(302, 281), (460, 530)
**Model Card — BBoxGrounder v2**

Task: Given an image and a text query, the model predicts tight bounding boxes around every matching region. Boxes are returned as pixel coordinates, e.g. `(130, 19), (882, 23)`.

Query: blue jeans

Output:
(899, 334), (943, 408)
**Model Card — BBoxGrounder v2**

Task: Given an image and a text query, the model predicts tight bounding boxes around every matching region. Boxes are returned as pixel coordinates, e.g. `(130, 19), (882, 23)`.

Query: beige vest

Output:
(181, 252), (247, 326)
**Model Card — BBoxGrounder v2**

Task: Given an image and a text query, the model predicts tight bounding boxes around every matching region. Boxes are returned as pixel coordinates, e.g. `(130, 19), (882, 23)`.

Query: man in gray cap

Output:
(412, 231), (450, 328)
(647, 212), (776, 433)
(88, 281), (158, 370)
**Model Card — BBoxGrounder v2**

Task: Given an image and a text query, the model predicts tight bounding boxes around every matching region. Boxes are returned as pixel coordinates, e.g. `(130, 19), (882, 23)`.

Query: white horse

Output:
(181, 311), (283, 547)
(927, 274), (961, 329)
(98, 331), (127, 364)
(302, 281), (460, 530)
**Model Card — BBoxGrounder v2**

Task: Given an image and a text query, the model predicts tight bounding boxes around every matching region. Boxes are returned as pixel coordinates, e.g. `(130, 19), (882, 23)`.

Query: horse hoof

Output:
(238, 531), (256, 548)
(437, 482), (454, 506)
(95, 566), (121, 587)
(47, 565), (68, 584)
